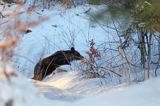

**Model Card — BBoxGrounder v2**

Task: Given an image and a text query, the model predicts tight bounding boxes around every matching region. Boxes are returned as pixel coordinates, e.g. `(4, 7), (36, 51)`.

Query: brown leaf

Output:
(0, 40), (11, 49)
(3, 32), (11, 36)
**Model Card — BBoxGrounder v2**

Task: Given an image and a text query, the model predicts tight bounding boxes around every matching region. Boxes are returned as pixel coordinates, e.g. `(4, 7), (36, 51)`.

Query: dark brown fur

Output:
(32, 47), (83, 81)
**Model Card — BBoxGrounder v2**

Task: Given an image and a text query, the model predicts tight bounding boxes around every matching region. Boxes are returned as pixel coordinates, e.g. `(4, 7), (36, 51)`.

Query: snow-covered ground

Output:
(0, 2), (160, 106)
(53, 77), (160, 106)
(1, 66), (160, 106)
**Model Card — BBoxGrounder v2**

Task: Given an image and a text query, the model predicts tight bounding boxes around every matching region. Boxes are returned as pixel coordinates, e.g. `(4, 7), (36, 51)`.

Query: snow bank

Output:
(71, 78), (160, 106)
(0, 64), (53, 106)
(1, 65), (160, 106)
(33, 70), (160, 106)
(51, 77), (160, 106)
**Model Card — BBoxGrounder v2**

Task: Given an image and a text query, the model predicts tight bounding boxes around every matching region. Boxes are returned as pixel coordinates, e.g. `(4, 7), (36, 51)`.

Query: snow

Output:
(0, 64), (52, 106)
(66, 78), (160, 106)
(0, 2), (160, 106)
(1, 64), (160, 106)
(34, 75), (160, 106)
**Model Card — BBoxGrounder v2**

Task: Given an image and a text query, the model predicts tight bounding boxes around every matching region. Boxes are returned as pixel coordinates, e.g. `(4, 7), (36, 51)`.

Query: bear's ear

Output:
(71, 47), (75, 53)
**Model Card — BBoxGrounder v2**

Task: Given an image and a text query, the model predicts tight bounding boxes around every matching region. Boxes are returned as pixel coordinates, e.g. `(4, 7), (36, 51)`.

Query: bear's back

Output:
(42, 50), (72, 65)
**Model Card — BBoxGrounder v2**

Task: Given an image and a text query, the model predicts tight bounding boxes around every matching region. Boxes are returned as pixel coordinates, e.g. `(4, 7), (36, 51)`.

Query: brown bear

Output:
(32, 47), (84, 81)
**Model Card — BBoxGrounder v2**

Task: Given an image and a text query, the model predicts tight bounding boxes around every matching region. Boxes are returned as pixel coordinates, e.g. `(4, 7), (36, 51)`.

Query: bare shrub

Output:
(28, 0), (88, 9)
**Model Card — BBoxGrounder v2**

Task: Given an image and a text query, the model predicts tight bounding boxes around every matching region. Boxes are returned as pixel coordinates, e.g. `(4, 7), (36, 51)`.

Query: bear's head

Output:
(70, 47), (84, 60)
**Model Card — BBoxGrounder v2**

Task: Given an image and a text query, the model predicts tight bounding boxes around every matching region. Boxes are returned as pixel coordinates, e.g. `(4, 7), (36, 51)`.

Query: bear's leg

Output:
(32, 63), (46, 81)
(42, 67), (57, 79)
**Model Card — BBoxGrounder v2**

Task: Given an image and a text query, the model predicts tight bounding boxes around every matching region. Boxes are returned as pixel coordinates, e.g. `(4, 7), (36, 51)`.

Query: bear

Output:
(32, 47), (84, 81)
